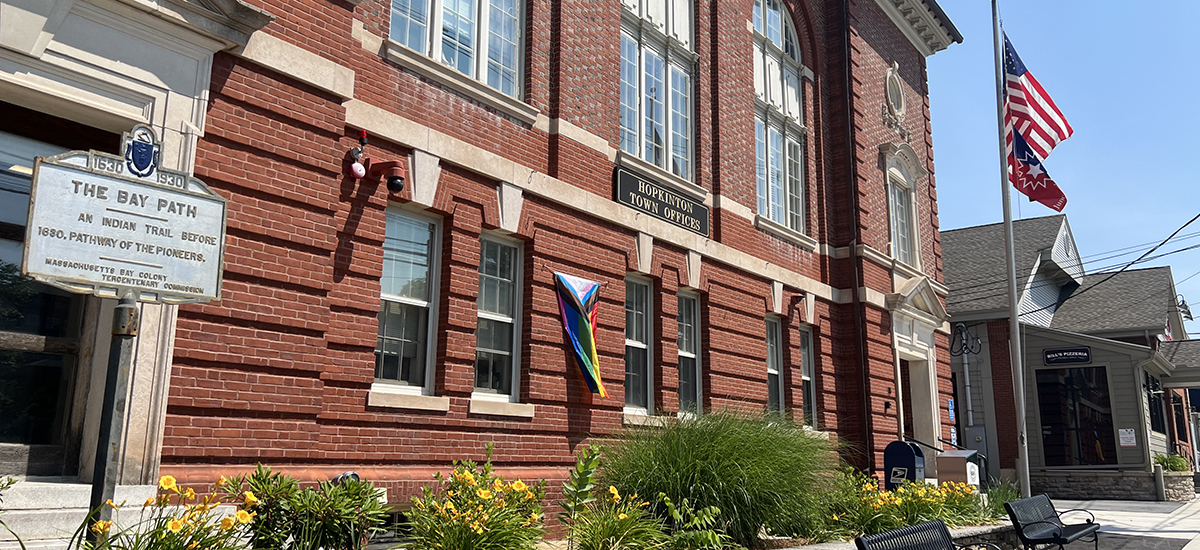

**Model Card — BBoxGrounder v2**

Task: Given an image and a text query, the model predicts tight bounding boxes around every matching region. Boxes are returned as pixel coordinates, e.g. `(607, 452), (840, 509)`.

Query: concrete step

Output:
(0, 480), (154, 546)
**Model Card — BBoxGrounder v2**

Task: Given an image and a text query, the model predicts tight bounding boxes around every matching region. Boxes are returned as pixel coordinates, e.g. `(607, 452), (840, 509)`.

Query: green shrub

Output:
(599, 410), (837, 548)
(407, 444), (547, 550)
(223, 465), (388, 550)
(559, 446), (667, 550)
(816, 471), (999, 539)
(1154, 453), (1191, 472)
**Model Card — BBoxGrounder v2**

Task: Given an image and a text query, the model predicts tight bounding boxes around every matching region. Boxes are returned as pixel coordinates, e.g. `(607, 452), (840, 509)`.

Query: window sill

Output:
(384, 40), (540, 126)
(469, 399), (535, 418)
(755, 215), (817, 251)
(622, 412), (671, 427)
(367, 385), (450, 411)
(617, 151), (707, 202)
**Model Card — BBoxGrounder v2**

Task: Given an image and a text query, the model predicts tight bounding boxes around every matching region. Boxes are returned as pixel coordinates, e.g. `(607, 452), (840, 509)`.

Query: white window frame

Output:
(676, 292), (701, 414)
(887, 157), (919, 268)
(619, 0), (695, 181)
(765, 317), (784, 413)
(473, 234), (522, 402)
(389, 0), (525, 97)
(752, 0), (807, 235)
(624, 277), (654, 414)
(799, 327), (815, 426)
(374, 207), (442, 396)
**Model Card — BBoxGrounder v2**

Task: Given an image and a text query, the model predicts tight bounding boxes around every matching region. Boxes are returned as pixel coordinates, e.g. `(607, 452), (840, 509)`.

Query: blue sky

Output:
(927, 0), (1200, 335)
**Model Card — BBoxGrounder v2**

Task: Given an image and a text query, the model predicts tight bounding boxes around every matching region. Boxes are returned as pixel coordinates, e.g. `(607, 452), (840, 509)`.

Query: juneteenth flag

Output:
(1003, 32), (1072, 211)
(554, 272), (607, 397)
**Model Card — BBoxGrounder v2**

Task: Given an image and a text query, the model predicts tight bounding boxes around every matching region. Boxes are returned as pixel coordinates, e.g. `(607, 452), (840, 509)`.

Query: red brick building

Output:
(0, 0), (959, 534)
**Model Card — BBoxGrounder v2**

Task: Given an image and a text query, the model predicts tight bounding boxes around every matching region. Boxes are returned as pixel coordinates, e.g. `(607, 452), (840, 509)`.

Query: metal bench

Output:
(1004, 494), (1099, 550)
(854, 520), (1001, 550)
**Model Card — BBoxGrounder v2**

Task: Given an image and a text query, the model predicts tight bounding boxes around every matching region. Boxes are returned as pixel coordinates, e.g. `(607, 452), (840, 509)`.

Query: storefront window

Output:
(1036, 366), (1117, 467)
(1146, 372), (1167, 434)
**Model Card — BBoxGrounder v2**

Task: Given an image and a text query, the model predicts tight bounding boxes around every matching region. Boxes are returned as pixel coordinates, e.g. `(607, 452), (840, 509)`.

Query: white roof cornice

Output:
(872, 0), (962, 57)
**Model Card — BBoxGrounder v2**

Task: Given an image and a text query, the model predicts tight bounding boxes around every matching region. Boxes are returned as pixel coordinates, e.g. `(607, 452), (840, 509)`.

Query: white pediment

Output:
(887, 275), (947, 323)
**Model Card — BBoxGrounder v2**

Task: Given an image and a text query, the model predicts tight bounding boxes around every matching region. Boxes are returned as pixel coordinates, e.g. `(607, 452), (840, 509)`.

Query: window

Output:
(475, 238), (520, 397)
(1036, 366), (1117, 466)
(619, 0), (694, 179)
(1173, 393), (1188, 443)
(799, 328), (814, 425)
(376, 211), (438, 391)
(1147, 372), (1167, 434)
(677, 293), (700, 413)
(625, 279), (651, 410)
(753, 0), (806, 233)
(390, 0), (522, 96)
(888, 158), (916, 266)
(766, 318), (784, 412)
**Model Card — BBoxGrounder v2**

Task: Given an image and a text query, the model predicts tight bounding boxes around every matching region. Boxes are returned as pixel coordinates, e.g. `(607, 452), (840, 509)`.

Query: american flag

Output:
(1004, 33), (1072, 159)
(1003, 32), (1071, 211)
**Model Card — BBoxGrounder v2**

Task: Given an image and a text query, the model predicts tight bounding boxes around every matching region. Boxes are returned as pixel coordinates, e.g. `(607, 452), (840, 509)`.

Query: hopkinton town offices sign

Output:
(23, 125), (226, 304)
(614, 167), (710, 237)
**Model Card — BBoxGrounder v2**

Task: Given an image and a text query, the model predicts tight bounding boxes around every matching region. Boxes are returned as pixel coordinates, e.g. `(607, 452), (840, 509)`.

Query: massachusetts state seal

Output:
(123, 125), (160, 179)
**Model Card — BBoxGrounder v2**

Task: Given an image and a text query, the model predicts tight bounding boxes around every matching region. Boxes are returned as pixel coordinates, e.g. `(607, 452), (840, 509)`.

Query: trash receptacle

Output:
(937, 449), (981, 488)
(883, 440), (925, 490)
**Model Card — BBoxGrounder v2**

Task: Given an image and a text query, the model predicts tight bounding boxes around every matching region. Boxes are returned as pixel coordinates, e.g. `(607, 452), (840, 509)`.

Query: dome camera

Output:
(387, 175), (405, 194)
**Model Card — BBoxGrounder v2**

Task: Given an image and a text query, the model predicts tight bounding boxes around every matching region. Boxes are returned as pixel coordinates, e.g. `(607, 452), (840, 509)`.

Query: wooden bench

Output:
(1004, 494), (1099, 550)
(854, 520), (1001, 550)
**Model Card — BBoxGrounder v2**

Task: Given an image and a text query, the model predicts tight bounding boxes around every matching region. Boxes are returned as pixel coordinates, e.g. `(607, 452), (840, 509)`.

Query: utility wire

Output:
(949, 242), (1200, 306)
(943, 228), (1200, 291)
(1013, 213), (1200, 319)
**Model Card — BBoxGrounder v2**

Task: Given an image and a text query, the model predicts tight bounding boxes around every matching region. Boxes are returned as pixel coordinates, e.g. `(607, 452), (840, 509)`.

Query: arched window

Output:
(619, 0), (694, 179)
(753, 0), (806, 233)
(887, 156), (917, 266)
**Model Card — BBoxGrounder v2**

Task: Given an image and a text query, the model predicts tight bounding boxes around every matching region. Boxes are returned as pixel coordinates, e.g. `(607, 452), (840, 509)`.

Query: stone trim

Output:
(871, 0), (961, 57)
(714, 194), (754, 221)
(550, 118), (617, 162)
(755, 215), (817, 252)
(237, 32), (355, 99)
(622, 413), (671, 427)
(469, 399), (535, 418)
(367, 387), (451, 411)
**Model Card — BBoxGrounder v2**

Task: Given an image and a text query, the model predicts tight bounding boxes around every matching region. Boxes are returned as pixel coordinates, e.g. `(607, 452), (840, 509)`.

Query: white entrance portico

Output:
(888, 276), (949, 479)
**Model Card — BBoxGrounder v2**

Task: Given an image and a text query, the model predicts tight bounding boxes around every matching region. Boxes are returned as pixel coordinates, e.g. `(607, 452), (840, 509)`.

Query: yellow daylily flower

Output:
(236, 510), (253, 524)
(512, 479), (527, 492)
(90, 520), (113, 536)
(159, 475), (178, 492)
(243, 491), (259, 507)
(168, 519), (184, 532)
(221, 516), (236, 530)
(476, 488), (493, 500)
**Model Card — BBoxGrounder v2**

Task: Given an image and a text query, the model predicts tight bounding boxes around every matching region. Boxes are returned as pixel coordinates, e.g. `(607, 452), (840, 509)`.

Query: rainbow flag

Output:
(554, 272), (606, 397)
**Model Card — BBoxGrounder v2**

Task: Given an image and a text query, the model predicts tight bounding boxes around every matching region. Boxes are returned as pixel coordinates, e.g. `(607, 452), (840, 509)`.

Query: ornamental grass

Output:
(599, 410), (838, 548)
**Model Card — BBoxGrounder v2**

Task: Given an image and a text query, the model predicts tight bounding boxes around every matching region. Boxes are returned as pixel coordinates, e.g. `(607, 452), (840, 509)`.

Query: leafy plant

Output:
(222, 464), (299, 549)
(407, 444), (546, 550)
(983, 479), (1020, 519)
(600, 410), (837, 547)
(559, 446), (667, 550)
(567, 486), (667, 550)
(1154, 453), (1191, 472)
(221, 465), (387, 550)
(69, 475), (252, 550)
(659, 494), (729, 550)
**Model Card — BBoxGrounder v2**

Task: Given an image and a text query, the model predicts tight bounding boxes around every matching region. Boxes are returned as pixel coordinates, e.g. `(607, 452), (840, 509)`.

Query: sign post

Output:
(22, 125), (226, 541)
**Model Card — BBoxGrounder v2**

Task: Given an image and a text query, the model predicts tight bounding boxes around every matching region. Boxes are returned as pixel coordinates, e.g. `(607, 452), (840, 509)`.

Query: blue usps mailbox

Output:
(883, 440), (925, 490)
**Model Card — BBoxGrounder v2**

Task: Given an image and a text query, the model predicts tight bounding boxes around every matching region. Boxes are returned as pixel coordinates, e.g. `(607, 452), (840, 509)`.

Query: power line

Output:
(1014, 213), (1200, 319)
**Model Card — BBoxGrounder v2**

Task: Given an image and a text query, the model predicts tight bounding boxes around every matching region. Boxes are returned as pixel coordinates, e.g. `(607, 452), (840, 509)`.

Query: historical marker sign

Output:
(614, 167), (710, 237)
(23, 125), (226, 304)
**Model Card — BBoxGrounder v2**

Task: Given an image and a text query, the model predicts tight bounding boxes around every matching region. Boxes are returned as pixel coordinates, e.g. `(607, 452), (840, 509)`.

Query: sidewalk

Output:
(1054, 498), (1200, 550)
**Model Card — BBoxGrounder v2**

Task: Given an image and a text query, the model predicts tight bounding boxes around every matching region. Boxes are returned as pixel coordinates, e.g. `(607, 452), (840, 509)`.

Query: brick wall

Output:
(160, 0), (954, 505)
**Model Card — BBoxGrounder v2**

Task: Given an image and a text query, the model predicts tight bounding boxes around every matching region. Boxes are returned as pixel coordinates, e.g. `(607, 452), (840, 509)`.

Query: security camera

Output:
(365, 160), (406, 194)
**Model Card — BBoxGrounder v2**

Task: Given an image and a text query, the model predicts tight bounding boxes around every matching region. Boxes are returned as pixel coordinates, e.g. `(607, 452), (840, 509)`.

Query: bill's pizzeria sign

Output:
(614, 168), (709, 237)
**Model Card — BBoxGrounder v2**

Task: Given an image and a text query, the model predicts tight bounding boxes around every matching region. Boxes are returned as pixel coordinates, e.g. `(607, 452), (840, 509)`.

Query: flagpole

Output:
(992, 0), (1032, 498)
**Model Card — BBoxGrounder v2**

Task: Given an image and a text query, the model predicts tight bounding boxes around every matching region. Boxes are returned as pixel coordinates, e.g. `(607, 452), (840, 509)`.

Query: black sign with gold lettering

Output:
(1043, 347), (1091, 365)
(614, 168), (709, 237)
